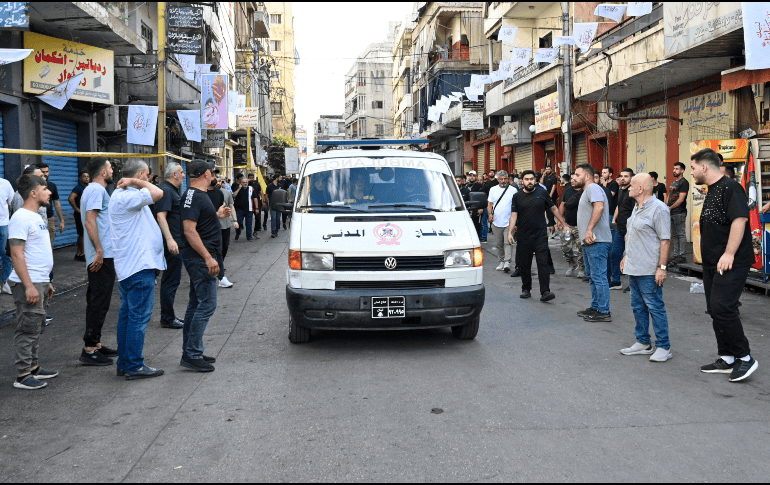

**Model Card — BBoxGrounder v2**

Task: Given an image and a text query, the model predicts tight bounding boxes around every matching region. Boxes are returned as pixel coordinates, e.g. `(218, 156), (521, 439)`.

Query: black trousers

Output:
(262, 208), (269, 229)
(703, 265), (751, 358)
(83, 258), (116, 346)
(517, 236), (551, 294)
(160, 249), (183, 325)
(221, 228), (231, 259)
(515, 236), (553, 270)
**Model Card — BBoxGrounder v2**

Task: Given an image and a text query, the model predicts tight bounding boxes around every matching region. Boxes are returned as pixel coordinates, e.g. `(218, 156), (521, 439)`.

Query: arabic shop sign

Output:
(23, 32), (114, 105)
(168, 6), (203, 29)
(680, 90), (734, 131)
(233, 146), (249, 167)
(203, 130), (225, 148)
(664, 2), (743, 59)
(238, 107), (260, 128)
(167, 31), (202, 55)
(534, 91), (560, 133)
(0, 2), (28, 28)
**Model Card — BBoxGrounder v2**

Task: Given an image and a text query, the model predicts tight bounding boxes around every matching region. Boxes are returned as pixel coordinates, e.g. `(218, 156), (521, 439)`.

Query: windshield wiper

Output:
(299, 204), (368, 212)
(368, 203), (443, 212)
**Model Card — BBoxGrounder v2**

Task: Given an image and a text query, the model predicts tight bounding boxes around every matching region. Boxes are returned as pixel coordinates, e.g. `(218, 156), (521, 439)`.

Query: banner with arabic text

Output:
(23, 32), (114, 105)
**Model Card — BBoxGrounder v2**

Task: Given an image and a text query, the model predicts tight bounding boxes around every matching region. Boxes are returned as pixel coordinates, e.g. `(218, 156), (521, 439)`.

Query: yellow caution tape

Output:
(0, 148), (192, 163)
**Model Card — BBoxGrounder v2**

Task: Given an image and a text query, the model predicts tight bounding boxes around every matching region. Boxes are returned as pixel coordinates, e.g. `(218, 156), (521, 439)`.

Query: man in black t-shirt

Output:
(610, 168), (635, 289)
(559, 173), (584, 277)
(179, 159), (230, 373)
(690, 148), (757, 382)
(265, 174), (282, 237)
(649, 171), (666, 202)
(156, 162), (186, 329)
(466, 171), (484, 239)
(37, 162), (65, 247)
(233, 174), (257, 241)
(507, 170), (566, 301)
(666, 162), (690, 264)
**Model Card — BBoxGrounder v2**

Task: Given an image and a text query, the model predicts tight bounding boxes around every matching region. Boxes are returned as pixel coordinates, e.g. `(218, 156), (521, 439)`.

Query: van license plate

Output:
(372, 296), (405, 318)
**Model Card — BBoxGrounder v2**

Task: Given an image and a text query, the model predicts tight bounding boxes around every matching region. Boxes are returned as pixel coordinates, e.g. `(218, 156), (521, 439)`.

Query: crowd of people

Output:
(458, 147), (759, 382)
(5, 158), (294, 389)
(2, 147), (761, 388)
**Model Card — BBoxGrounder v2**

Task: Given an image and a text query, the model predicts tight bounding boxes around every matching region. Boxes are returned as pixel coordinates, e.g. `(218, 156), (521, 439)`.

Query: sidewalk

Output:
(0, 244), (87, 322)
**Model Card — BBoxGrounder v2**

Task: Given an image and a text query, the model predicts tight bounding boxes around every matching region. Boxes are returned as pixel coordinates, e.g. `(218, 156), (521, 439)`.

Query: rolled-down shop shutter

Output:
(0, 113), (4, 178)
(42, 116), (79, 248)
(515, 144), (533, 173)
(573, 134), (588, 166)
(488, 142), (496, 171)
(476, 144), (485, 174)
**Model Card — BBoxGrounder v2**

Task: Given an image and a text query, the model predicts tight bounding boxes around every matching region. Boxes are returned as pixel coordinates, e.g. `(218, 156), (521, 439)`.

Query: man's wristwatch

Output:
(660, 265), (667, 271)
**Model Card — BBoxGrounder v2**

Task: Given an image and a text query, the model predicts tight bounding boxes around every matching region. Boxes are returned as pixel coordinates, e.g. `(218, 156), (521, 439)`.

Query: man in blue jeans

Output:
(180, 160), (230, 372)
(108, 159), (165, 380)
(610, 168), (635, 290)
(574, 163), (613, 322)
(619, 173), (672, 362)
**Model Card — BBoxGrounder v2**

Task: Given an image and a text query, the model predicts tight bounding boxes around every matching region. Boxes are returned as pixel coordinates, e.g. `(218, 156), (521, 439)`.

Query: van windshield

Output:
(296, 166), (463, 212)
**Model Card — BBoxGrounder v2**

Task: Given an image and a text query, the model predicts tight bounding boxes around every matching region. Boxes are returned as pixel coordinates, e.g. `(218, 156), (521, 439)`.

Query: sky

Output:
(293, 2), (415, 149)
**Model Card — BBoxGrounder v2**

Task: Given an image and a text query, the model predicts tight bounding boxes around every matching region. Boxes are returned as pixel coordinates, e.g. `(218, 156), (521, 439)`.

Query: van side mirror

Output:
(276, 202), (293, 214)
(466, 191), (487, 210)
(270, 188), (291, 212)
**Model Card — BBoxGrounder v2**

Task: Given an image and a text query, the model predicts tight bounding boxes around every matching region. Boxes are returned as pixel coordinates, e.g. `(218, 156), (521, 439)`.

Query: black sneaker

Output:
(577, 307), (598, 317)
(622, 285), (631, 293)
(549, 267), (555, 275)
(271, 234), (277, 238)
(510, 268), (521, 277)
(97, 345), (118, 357)
(235, 231), (240, 241)
(125, 365), (164, 381)
(540, 291), (555, 302)
(283, 224), (287, 230)
(700, 358), (735, 373)
(581, 276), (590, 282)
(202, 355), (216, 363)
(584, 311), (612, 322)
(180, 355), (215, 372)
(79, 348), (113, 366)
(116, 369), (125, 377)
(609, 282), (622, 290)
(161, 318), (184, 329)
(728, 358), (758, 382)
(74, 254), (86, 262)
(520, 290), (531, 299)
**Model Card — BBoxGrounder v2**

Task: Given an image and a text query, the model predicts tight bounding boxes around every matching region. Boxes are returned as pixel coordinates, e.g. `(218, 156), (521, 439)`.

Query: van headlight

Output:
(301, 252), (334, 271)
(444, 249), (472, 268)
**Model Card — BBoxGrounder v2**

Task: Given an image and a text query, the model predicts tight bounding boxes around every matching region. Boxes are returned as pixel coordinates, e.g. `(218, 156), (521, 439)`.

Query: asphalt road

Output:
(1, 226), (768, 482)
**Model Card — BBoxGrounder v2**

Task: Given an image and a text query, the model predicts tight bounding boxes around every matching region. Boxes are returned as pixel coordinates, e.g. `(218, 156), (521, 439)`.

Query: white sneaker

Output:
(620, 342), (654, 355)
(565, 264), (577, 277)
(503, 262), (511, 272)
(649, 347), (672, 362)
(576, 270), (586, 279)
(495, 262), (505, 271)
(218, 277), (234, 288)
(1, 282), (11, 295)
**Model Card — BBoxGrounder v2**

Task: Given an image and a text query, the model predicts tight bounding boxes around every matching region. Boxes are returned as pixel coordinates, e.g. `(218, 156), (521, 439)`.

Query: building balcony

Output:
(253, 8), (270, 38)
(30, 2), (145, 55)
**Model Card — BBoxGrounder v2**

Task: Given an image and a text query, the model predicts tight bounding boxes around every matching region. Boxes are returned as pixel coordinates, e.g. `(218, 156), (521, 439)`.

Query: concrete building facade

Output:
(266, 2), (297, 139)
(313, 115), (346, 153)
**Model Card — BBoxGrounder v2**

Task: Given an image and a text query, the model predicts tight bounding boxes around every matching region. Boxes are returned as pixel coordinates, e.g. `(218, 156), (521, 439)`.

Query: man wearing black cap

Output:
(179, 160), (230, 372)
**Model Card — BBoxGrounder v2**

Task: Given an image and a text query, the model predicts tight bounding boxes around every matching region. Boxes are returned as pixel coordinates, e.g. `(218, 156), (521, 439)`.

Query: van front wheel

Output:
(289, 317), (311, 343)
(451, 317), (479, 340)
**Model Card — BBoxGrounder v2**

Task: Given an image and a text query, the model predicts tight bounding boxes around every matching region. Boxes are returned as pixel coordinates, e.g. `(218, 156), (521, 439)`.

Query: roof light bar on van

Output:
(316, 139), (429, 153)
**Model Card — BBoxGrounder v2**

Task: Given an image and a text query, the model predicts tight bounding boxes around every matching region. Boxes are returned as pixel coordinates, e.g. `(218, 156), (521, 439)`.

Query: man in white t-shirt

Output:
(108, 159), (165, 380)
(8, 174), (57, 390)
(487, 170), (517, 272)
(0, 175), (15, 294)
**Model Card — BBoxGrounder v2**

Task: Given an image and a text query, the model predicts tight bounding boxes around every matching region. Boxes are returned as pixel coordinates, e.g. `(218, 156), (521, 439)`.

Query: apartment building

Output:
(392, 13), (416, 139)
(266, 2), (298, 139)
(344, 23), (399, 139)
(314, 115), (346, 153)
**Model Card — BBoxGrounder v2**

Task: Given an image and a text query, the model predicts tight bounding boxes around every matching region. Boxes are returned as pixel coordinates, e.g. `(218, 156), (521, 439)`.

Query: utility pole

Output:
(562, 1), (572, 172)
(246, 50), (253, 174)
(157, 2), (166, 173)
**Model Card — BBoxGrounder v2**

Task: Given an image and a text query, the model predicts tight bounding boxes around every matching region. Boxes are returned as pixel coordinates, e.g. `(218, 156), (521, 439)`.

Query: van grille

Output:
(335, 279), (445, 290)
(335, 255), (444, 271)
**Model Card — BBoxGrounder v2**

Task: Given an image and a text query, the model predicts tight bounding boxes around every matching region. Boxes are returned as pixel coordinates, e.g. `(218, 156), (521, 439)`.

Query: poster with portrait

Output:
(200, 73), (228, 129)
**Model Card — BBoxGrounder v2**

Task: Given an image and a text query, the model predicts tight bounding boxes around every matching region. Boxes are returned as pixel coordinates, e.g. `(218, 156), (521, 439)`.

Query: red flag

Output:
(742, 153), (763, 270)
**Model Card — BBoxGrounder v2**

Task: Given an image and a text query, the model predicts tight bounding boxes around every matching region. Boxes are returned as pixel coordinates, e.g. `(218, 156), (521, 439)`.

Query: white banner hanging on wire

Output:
(594, 4), (627, 23)
(627, 2), (652, 17)
(743, 2), (770, 70)
(0, 48), (32, 66)
(498, 26), (518, 43)
(534, 48), (558, 64)
(236, 94), (247, 115)
(498, 60), (514, 78)
(177, 110), (201, 142)
(127, 105), (159, 146)
(510, 47), (532, 66)
(553, 36), (576, 47)
(573, 23), (599, 54)
(175, 54), (196, 80)
(36, 72), (84, 110)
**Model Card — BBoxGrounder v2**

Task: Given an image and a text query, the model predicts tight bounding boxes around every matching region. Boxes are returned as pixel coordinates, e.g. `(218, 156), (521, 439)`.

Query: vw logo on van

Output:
(384, 257), (397, 270)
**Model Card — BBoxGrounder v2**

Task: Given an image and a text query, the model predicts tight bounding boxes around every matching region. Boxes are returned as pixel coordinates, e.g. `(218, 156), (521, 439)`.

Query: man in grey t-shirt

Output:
(620, 173), (672, 362)
(574, 163), (613, 322)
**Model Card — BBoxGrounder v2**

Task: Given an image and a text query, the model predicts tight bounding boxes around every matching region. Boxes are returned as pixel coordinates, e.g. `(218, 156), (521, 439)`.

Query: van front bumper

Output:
(285, 284), (485, 330)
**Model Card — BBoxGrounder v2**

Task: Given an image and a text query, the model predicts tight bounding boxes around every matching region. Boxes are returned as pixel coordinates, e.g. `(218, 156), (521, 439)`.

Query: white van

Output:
(277, 140), (486, 343)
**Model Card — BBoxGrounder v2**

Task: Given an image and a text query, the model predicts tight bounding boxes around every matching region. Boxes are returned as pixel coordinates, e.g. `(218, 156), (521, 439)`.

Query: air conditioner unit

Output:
(96, 106), (121, 132)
